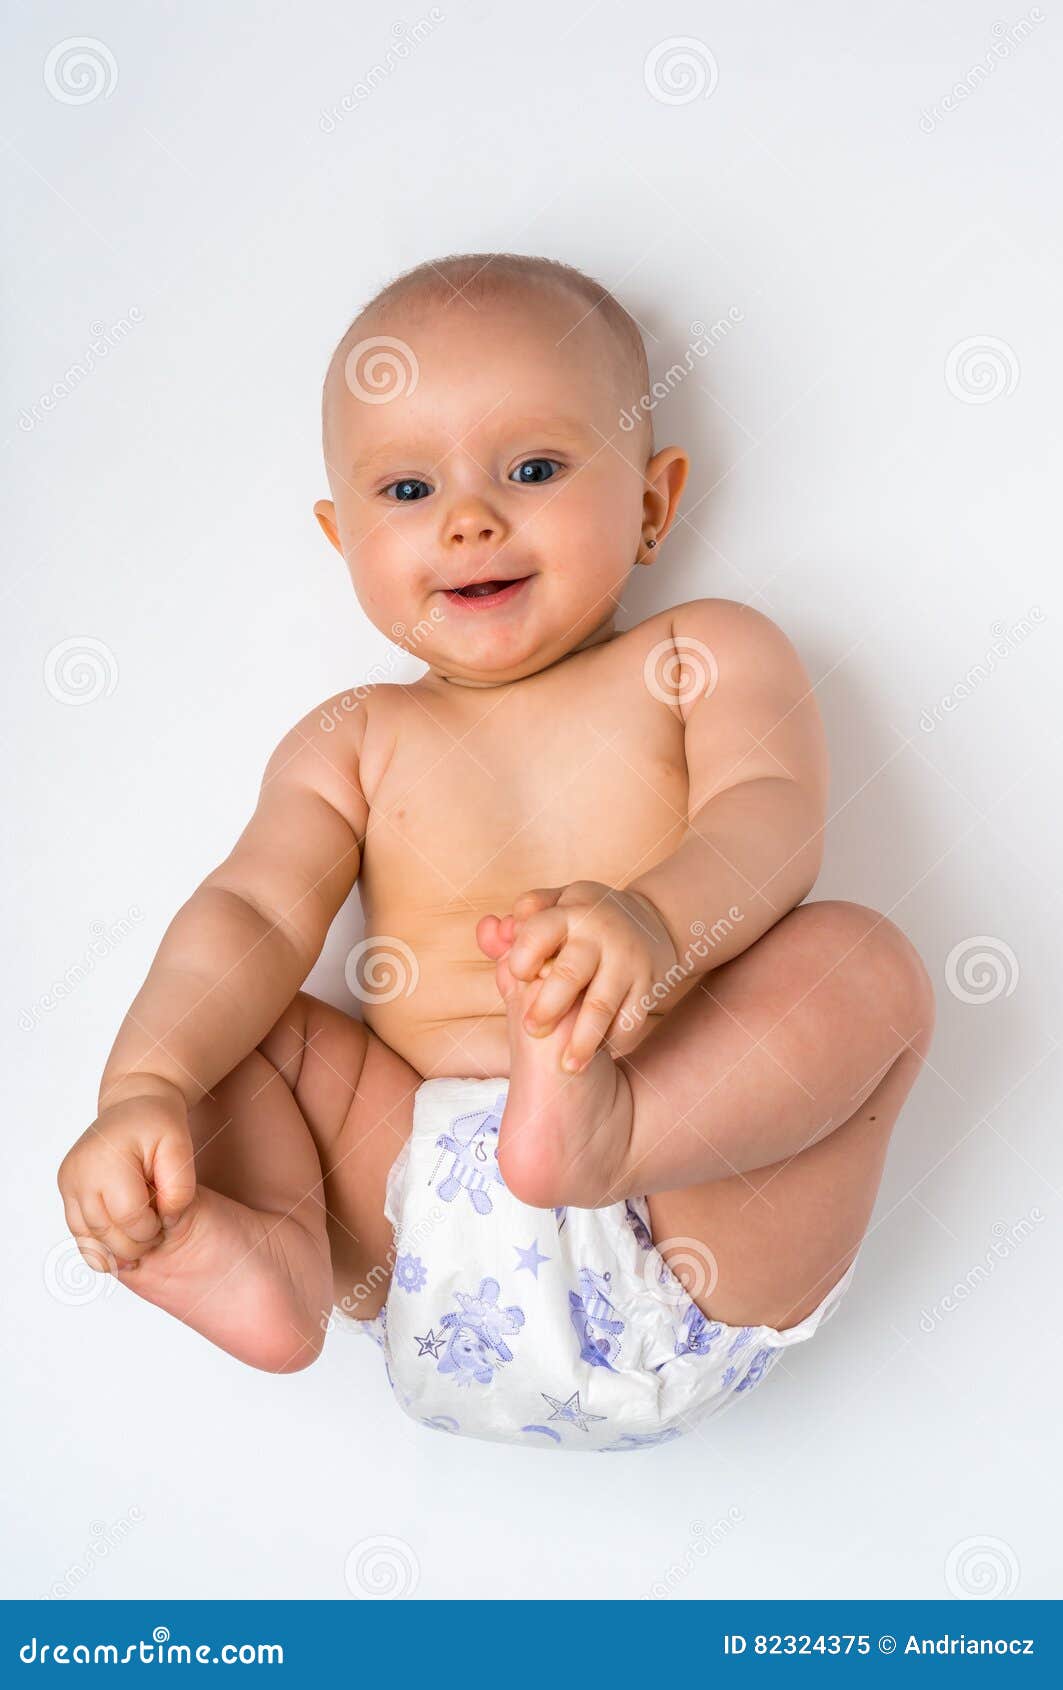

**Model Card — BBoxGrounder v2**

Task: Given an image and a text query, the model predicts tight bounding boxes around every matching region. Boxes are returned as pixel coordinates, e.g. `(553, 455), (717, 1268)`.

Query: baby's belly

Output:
(368, 1004), (512, 1080)
(354, 912), (673, 1080)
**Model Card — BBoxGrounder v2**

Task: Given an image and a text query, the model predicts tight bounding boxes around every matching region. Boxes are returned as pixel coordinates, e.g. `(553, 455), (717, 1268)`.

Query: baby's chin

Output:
(427, 627), (617, 688)
(367, 577), (621, 684)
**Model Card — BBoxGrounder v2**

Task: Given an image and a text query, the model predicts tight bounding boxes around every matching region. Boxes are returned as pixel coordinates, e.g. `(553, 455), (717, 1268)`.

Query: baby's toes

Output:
(494, 949), (519, 1001)
(475, 912), (508, 959)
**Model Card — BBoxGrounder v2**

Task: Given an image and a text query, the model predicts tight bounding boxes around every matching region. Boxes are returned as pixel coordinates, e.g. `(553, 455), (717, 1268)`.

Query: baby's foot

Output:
(492, 947), (634, 1210)
(112, 1186), (332, 1373)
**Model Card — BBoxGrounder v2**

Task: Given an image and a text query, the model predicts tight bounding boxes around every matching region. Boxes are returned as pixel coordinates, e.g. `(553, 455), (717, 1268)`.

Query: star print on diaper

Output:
(540, 1389), (607, 1433)
(414, 1329), (444, 1359)
(514, 1239), (550, 1277)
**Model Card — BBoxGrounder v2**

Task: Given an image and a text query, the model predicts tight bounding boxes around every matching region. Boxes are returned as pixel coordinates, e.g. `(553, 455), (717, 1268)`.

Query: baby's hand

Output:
(57, 1080), (197, 1271)
(488, 881), (681, 1071)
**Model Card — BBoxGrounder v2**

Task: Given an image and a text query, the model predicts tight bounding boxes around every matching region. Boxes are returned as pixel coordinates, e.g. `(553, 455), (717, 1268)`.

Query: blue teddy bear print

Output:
(569, 1267), (626, 1371)
(675, 1305), (723, 1359)
(734, 1347), (776, 1392)
(437, 1276), (526, 1387)
(431, 1092), (507, 1215)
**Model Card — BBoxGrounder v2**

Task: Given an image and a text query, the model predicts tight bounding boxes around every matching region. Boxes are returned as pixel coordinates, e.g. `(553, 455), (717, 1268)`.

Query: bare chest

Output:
(344, 624), (693, 1075)
(359, 656), (689, 928)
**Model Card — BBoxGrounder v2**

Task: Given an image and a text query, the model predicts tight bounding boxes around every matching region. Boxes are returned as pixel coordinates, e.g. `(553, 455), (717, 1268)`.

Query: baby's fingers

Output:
(150, 1128), (197, 1226)
(63, 1194), (117, 1274)
(560, 972), (629, 1072)
(511, 886), (563, 920)
(523, 937), (598, 1032)
(508, 908), (569, 982)
(74, 1181), (158, 1269)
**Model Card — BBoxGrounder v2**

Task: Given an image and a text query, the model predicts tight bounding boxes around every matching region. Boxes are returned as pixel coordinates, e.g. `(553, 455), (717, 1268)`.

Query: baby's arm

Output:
(623, 598), (828, 976)
(495, 600), (828, 1069)
(58, 704), (368, 1266)
(101, 707), (367, 1107)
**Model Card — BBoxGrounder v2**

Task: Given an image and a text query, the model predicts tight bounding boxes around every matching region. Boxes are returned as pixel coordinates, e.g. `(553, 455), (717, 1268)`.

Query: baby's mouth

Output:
(442, 575), (534, 608)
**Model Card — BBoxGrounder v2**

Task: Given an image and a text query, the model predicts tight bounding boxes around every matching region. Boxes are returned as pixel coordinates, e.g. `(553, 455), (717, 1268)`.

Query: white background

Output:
(4, 1), (1061, 1601)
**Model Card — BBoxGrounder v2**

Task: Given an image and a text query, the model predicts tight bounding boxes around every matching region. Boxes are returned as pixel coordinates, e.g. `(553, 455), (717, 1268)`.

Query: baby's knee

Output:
(259, 991), (370, 1096)
(256, 991), (313, 1081)
(796, 899), (935, 1042)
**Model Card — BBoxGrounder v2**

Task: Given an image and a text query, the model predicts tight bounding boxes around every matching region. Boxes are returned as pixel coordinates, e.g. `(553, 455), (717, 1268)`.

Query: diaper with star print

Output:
(335, 1075), (857, 1451)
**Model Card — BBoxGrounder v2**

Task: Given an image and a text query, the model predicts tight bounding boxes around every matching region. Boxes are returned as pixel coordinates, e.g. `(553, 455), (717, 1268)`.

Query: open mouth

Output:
(443, 575), (533, 608)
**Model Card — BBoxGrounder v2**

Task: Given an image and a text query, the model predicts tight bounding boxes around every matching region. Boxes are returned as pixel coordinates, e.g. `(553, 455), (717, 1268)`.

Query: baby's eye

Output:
(383, 477), (433, 502)
(510, 458), (561, 485)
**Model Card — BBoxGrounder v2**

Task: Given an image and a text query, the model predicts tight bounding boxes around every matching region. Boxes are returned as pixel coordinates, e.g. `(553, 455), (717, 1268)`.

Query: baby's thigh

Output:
(257, 992), (421, 1314)
(647, 1034), (929, 1331)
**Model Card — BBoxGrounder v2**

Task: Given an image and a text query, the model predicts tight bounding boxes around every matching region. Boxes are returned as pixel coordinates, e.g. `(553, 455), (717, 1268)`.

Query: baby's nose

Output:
(445, 494), (507, 546)
(449, 514), (498, 545)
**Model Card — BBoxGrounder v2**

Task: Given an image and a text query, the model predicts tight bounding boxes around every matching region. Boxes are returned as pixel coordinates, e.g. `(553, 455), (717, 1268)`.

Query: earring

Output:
(645, 537), (657, 548)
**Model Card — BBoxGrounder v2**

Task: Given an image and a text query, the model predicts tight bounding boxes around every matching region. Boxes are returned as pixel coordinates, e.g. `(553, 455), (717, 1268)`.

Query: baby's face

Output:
(315, 289), (686, 686)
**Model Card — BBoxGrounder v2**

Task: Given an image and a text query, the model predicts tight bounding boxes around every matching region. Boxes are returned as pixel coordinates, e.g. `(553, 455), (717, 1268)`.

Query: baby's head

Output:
(314, 253), (688, 688)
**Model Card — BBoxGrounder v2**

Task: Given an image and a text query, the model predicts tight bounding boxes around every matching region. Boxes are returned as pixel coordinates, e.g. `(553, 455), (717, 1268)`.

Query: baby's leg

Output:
(111, 994), (418, 1371)
(497, 900), (934, 1323)
(644, 1028), (929, 1328)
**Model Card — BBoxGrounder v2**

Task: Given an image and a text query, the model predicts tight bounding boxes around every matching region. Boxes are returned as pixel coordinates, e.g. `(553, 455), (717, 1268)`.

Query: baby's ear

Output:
(313, 498), (342, 554)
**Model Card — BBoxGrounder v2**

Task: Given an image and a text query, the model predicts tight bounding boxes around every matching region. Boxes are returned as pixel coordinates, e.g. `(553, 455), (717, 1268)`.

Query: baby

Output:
(57, 253), (935, 1452)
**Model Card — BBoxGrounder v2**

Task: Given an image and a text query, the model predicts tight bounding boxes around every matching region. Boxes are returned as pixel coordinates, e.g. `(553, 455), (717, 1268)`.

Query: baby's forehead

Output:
(361, 271), (604, 349)
(324, 284), (633, 453)
(335, 281), (621, 391)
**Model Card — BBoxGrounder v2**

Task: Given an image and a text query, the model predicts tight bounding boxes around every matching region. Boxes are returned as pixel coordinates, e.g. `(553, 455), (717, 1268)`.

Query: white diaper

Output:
(335, 1075), (856, 1452)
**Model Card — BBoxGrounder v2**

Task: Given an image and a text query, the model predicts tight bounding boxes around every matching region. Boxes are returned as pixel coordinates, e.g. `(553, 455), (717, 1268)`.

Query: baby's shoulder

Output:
(289, 680), (426, 809)
(264, 680), (398, 781)
(626, 596), (796, 666)
(310, 678), (405, 742)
